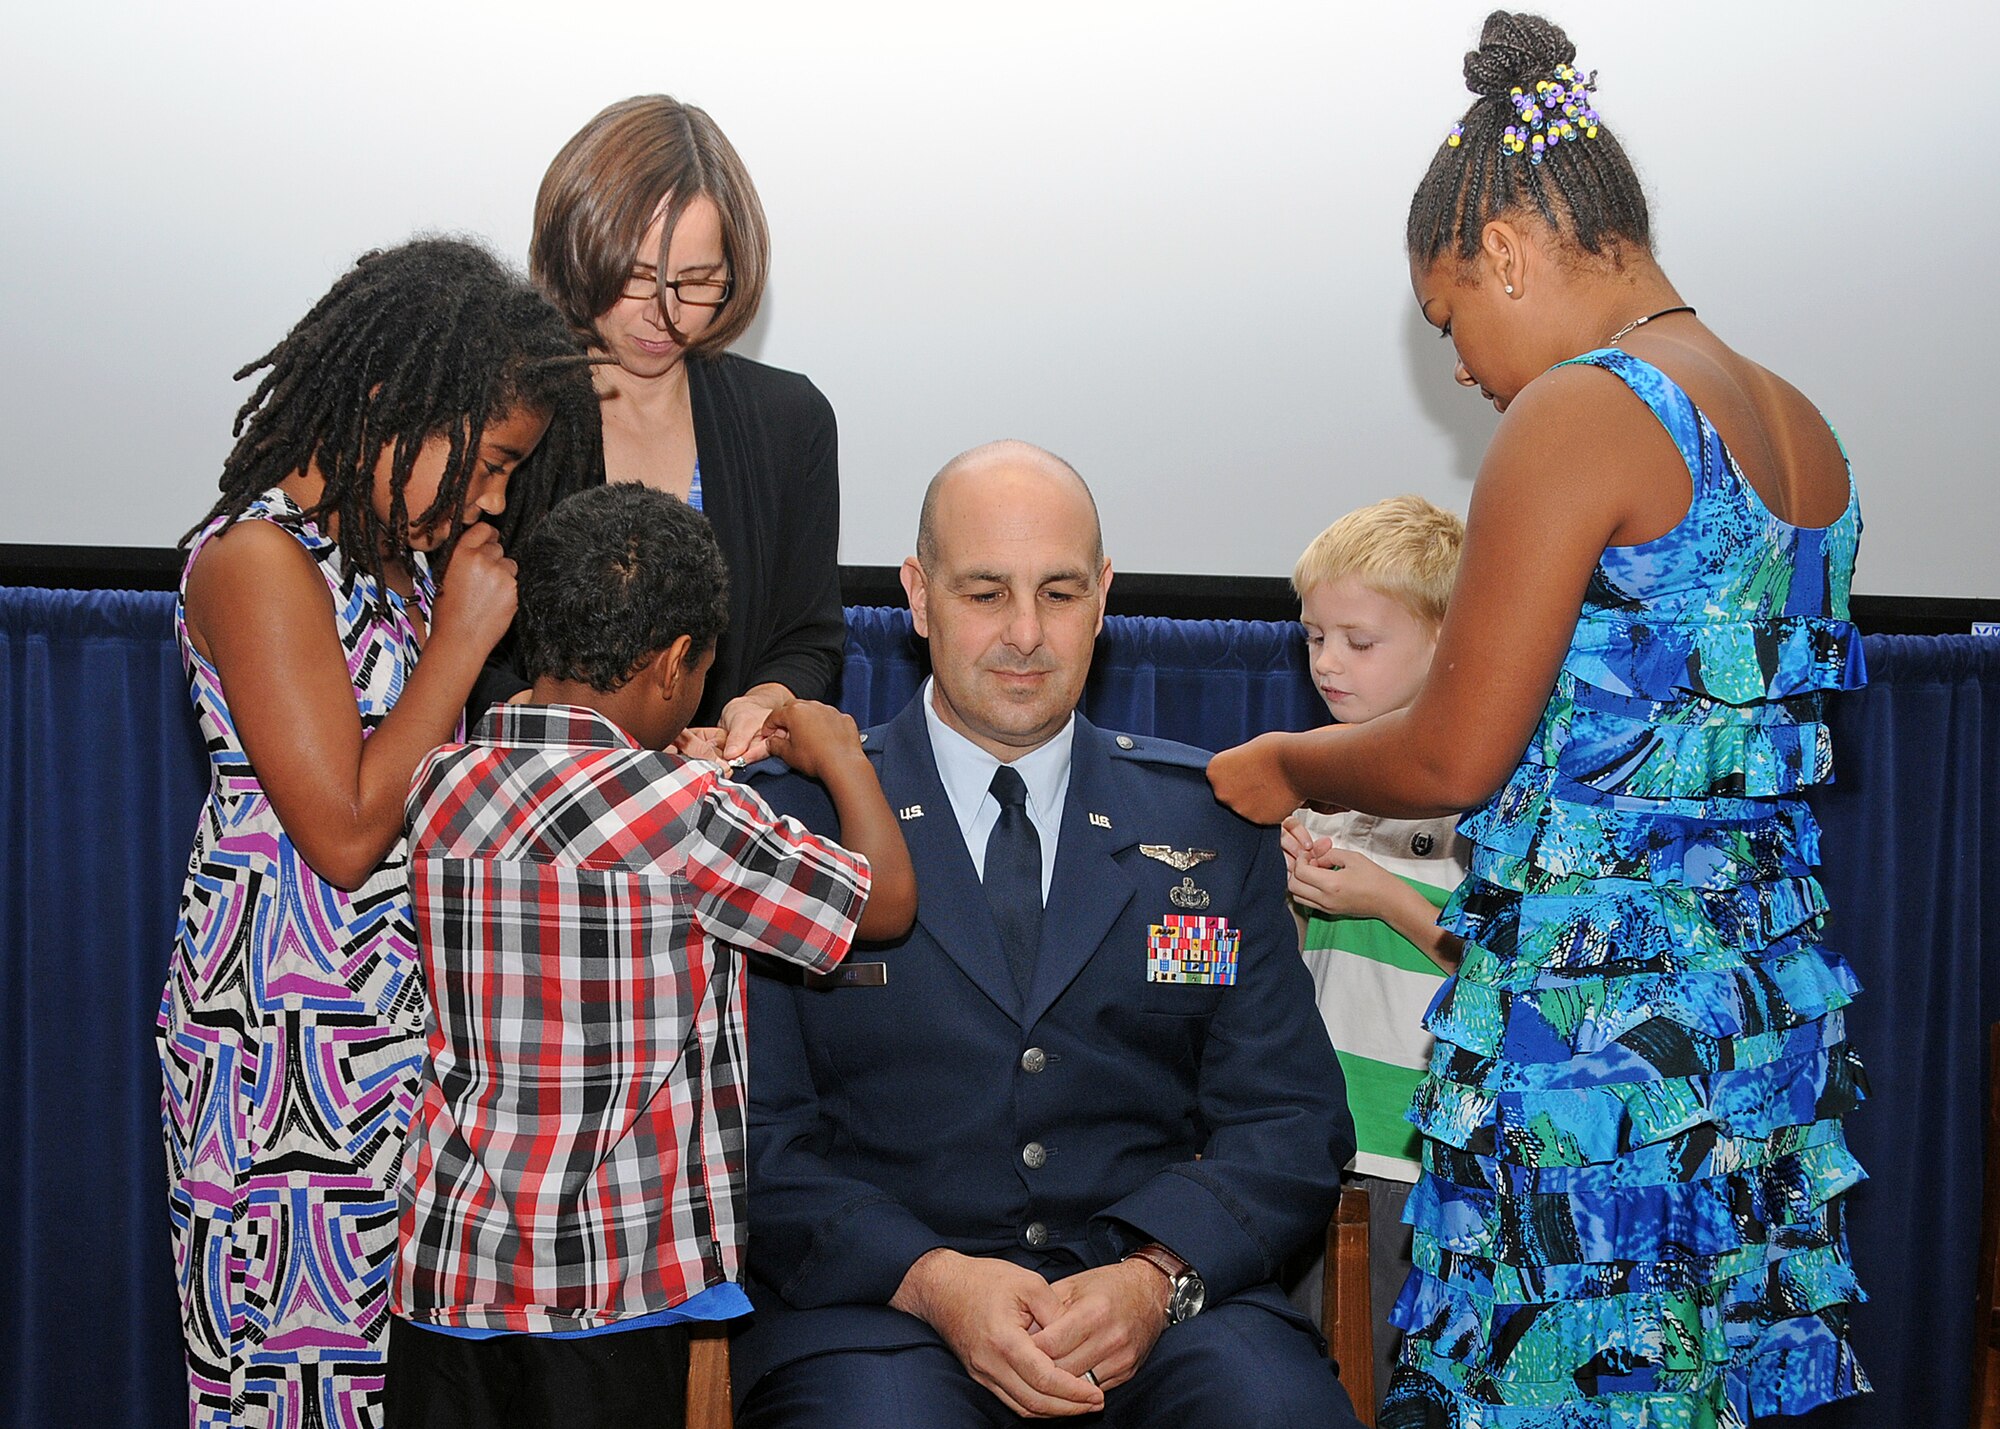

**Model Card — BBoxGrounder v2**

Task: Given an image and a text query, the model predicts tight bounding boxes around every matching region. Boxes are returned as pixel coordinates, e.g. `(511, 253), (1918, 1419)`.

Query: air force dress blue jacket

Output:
(736, 698), (1355, 1387)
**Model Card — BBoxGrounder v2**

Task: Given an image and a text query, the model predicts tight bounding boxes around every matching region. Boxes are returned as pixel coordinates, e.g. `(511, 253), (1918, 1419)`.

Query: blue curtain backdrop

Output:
(1, 589), (207, 1426)
(2, 588), (1993, 1428)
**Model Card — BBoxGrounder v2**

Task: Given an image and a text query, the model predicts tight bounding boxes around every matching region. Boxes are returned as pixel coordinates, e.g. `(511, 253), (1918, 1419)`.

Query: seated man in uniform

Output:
(734, 440), (1364, 1427)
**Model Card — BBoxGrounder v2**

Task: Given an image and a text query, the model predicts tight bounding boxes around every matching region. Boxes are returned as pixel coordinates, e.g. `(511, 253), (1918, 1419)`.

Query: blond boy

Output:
(1281, 494), (1466, 1404)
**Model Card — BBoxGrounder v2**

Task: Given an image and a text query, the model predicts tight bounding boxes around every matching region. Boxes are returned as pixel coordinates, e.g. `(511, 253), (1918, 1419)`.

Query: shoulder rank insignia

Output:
(1141, 845), (1216, 872)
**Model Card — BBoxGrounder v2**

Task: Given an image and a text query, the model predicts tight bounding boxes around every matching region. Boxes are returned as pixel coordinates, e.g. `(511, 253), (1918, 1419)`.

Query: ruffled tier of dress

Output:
(1385, 628), (1868, 1425)
(1389, 930), (1869, 1428)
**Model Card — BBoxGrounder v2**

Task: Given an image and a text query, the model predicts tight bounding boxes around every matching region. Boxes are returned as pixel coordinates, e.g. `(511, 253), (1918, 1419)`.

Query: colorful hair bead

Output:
(1463, 62), (1603, 161)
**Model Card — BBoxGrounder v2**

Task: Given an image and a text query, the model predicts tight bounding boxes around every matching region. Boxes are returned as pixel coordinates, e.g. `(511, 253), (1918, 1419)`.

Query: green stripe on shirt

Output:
(1338, 1048), (1425, 1169)
(1300, 881), (1451, 978)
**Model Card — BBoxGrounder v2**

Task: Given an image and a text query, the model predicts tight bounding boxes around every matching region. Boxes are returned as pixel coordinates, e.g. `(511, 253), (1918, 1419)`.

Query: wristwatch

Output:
(1123, 1242), (1205, 1324)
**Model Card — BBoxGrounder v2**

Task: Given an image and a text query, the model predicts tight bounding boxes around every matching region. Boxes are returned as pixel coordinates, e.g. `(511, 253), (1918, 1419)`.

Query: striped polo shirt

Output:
(1295, 808), (1467, 1183)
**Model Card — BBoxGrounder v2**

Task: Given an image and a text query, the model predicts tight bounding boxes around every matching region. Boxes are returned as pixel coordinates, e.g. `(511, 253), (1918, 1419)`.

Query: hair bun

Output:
(1463, 11), (1578, 98)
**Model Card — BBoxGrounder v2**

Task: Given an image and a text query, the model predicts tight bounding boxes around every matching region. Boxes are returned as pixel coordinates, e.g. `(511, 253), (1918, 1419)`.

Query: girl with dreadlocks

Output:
(160, 237), (595, 1429)
(1211, 12), (1868, 1425)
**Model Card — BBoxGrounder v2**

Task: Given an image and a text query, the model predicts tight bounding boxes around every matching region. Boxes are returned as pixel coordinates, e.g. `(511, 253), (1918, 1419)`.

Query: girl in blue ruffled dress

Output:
(1210, 12), (1868, 1426)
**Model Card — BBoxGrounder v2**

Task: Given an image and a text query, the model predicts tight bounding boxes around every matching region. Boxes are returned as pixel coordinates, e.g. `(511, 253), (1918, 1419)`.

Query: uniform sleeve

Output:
(740, 762), (950, 1305)
(1092, 823), (1355, 1301)
(683, 774), (870, 974)
(745, 963), (952, 1307)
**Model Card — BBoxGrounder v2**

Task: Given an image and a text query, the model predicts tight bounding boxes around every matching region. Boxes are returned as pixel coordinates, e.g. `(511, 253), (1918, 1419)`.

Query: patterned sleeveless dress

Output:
(1382, 350), (1869, 1429)
(159, 489), (436, 1429)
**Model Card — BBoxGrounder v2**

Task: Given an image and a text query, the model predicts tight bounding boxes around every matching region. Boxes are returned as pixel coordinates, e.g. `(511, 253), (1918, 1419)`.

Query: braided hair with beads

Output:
(184, 237), (601, 603)
(1408, 11), (1653, 266)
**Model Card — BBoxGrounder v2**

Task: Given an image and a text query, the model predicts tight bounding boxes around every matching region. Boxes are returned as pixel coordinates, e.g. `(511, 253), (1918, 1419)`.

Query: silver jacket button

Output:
(1022, 1141), (1047, 1169)
(1024, 1221), (1048, 1246)
(1020, 1047), (1047, 1073)
(1115, 735), (1135, 750)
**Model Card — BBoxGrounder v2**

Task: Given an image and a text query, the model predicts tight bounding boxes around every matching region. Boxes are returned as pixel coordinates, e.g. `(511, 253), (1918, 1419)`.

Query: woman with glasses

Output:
(480, 94), (844, 761)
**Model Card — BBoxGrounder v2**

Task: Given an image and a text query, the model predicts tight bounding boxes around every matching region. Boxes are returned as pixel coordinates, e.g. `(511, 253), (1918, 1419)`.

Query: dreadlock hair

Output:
(1407, 12), (1652, 269)
(185, 237), (601, 602)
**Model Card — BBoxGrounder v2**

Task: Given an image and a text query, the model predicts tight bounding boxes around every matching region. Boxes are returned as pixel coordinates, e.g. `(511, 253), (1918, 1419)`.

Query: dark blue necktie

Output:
(983, 764), (1043, 997)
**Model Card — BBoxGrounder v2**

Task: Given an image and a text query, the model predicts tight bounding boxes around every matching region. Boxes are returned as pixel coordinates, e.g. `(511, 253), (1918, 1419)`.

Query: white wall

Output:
(4, 0), (1994, 596)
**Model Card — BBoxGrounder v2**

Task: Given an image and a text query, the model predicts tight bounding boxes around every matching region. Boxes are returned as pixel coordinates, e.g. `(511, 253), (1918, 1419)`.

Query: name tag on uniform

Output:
(806, 962), (889, 989)
(1146, 915), (1240, 986)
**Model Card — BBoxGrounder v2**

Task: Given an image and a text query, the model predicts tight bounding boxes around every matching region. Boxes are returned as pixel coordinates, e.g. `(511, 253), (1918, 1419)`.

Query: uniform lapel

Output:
(881, 698), (1025, 1021)
(1022, 717), (1137, 1027)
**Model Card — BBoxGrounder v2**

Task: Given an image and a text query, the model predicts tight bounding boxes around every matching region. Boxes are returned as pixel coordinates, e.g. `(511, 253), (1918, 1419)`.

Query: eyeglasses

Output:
(620, 273), (733, 308)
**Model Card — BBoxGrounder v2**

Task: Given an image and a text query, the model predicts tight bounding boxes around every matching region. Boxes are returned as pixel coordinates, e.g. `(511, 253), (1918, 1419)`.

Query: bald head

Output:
(915, 440), (1102, 572)
(900, 439), (1112, 759)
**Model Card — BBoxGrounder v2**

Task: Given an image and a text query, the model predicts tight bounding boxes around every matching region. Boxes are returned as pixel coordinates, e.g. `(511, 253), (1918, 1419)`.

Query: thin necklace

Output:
(1606, 304), (1696, 346)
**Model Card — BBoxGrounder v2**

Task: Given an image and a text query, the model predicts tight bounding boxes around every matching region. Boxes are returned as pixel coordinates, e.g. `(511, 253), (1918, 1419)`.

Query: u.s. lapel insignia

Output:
(898, 804), (924, 821)
(1140, 845), (1217, 873)
(1168, 876), (1210, 910)
(1089, 812), (1111, 829)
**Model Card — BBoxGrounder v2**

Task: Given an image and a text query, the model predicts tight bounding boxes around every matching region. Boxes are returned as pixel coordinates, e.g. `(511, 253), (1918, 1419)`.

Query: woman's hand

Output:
(674, 726), (727, 762)
(1207, 732), (1303, 825)
(717, 682), (796, 764)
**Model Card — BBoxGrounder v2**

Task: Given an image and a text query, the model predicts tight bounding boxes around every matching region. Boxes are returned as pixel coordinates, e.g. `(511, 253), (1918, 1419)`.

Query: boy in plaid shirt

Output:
(387, 483), (915, 1428)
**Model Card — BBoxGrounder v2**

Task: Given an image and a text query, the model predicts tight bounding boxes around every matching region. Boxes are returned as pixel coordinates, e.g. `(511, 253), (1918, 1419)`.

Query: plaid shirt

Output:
(393, 704), (867, 1333)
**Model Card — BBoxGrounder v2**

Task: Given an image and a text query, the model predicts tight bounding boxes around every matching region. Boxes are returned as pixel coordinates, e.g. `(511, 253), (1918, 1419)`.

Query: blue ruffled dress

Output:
(1382, 349), (1869, 1428)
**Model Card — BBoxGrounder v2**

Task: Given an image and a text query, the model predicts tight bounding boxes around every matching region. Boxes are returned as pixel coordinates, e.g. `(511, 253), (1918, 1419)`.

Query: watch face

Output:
(1170, 1273), (1206, 1323)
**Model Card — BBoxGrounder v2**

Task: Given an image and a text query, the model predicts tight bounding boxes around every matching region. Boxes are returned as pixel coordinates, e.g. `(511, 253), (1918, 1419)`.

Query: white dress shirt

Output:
(920, 678), (1073, 904)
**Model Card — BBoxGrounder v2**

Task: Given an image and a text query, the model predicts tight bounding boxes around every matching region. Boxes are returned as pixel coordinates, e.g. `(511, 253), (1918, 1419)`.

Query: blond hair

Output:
(1291, 494), (1465, 626)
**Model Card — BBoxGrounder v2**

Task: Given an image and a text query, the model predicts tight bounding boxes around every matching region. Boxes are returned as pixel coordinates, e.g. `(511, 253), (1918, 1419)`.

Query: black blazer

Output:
(473, 352), (846, 727)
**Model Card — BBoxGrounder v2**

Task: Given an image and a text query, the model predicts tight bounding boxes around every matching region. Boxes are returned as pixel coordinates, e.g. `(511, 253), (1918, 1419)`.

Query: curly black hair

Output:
(514, 482), (731, 692)
(184, 237), (601, 597)
(1407, 12), (1652, 266)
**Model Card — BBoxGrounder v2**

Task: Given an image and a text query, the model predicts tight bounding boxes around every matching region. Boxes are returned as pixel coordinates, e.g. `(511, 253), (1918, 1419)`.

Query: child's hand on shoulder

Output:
(431, 523), (518, 657)
(761, 699), (867, 782)
(1285, 842), (1402, 922)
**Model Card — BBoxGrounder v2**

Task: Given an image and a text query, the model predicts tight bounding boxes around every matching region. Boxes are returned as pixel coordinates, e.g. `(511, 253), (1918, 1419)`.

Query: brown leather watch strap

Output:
(1122, 1243), (1188, 1291)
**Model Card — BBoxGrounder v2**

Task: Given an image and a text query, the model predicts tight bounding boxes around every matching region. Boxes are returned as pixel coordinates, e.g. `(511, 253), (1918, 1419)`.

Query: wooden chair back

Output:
(687, 1324), (733, 1429)
(1323, 1182), (1376, 1426)
(1974, 1022), (2000, 1429)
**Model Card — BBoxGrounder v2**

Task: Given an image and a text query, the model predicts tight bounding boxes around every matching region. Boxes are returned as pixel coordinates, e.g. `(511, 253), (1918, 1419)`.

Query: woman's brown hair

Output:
(531, 95), (770, 354)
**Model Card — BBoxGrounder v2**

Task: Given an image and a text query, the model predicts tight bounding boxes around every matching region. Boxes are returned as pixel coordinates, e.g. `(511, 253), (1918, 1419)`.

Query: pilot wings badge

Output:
(1140, 845), (1217, 873)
